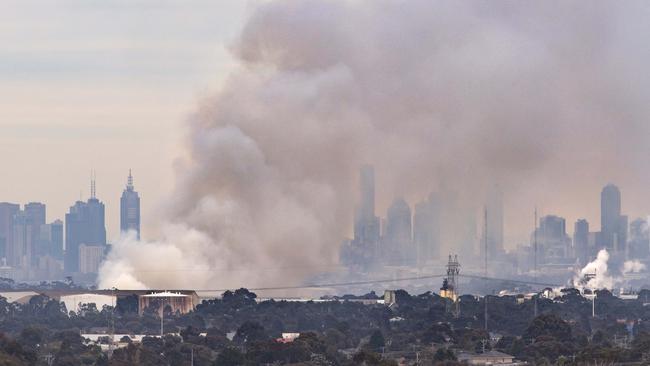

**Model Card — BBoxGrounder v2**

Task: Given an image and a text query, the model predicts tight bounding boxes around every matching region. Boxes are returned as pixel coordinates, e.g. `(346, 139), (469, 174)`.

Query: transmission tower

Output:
(441, 254), (460, 317)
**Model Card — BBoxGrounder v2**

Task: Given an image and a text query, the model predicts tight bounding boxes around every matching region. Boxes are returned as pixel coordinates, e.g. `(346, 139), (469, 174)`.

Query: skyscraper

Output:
(534, 215), (571, 263)
(65, 176), (107, 273)
(413, 200), (432, 264)
(573, 219), (589, 265)
(24, 202), (46, 265)
(120, 170), (141, 240)
(0, 203), (19, 265)
(352, 165), (380, 263)
(629, 218), (649, 259)
(482, 186), (504, 260)
(11, 211), (35, 270)
(385, 197), (413, 264)
(40, 219), (64, 260)
(600, 184), (627, 254)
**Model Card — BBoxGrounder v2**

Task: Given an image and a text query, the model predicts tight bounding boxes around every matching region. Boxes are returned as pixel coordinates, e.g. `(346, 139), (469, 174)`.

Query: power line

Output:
(193, 274), (447, 292)
(191, 273), (563, 293)
(459, 273), (562, 288)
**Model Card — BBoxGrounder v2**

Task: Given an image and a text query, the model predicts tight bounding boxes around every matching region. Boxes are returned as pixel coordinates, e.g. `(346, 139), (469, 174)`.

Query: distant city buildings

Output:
(120, 170), (141, 240)
(342, 166), (646, 279)
(0, 170), (141, 283)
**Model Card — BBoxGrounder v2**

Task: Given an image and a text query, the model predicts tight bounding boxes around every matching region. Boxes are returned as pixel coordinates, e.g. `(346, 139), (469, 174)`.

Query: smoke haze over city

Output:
(93, 0), (650, 289)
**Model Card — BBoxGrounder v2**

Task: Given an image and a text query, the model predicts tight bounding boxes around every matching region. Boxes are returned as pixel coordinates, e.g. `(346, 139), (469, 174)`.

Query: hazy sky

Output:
(0, 1), (248, 240)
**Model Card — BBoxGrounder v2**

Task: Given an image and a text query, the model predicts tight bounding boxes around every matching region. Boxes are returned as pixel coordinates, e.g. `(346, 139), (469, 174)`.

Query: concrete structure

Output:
(120, 170), (141, 240)
(61, 293), (115, 313)
(0, 289), (200, 315)
(457, 351), (517, 365)
(138, 291), (200, 315)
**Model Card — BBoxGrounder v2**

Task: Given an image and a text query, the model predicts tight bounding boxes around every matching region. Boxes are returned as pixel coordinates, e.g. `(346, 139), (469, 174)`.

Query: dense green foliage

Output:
(0, 287), (649, 364)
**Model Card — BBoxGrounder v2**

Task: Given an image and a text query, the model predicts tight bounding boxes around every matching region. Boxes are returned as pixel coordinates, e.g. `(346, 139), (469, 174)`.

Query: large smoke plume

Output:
(100, 1), (650, 289)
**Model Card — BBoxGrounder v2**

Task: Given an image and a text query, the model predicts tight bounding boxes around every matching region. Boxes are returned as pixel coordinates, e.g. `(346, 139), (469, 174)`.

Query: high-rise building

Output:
(352, 165), (380, 264)
(0, 203), (19, 265)
(484, 186), (504, 258)
(65, 177), (107, 274)
(120, 170), (141, 240)
(600, 184), (628, 254)
(79, 244), (105, 274)
(533, 215), (571, 264)
(573, 219), (589, 265)
(413, 193), (441, 264)
(629, 218), (649, 259)
(24, 202), (46, 265)
(385, 197), (413, 264)
(12, 211), (35, 270)
(40, 220), (64, 260)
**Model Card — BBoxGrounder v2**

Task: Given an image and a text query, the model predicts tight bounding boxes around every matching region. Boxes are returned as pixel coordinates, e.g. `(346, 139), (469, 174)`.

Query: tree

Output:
(523, 314), (572, 343)
(234, 321), (267, 344)
(368, 330), (385, 352)
(214, 347), (244, 366)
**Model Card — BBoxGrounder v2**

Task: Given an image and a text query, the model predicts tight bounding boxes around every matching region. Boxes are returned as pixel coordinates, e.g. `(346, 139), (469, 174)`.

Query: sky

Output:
(0, 1), (249, 240)
(4, 0), (650, 269)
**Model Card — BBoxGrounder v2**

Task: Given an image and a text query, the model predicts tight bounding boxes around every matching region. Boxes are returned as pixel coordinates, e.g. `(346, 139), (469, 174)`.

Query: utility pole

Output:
(484, 206), (488, 332)
(534, 207), (538, 318)
(108, 287), (116, 358)
(160, 298), (164, 336)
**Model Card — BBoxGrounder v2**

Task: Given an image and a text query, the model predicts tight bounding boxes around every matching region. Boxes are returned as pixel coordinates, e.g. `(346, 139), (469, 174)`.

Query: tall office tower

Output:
(24, 202), (46, 265)
(352, 165), (380, 264)
(0, 203), (19, 265)
(120, 170), (141, 240)
(600, 184), (628, 254)
(533, 215), (571, 264)
(629, 218), (649, 259)
(385, 197), (413, 264)
(413, 193), (441, 264)
(11, 211), (35, 270)
(40, 220), (64, 260)
(65, 177), (107, 273)
(413, 200), (431, 264)
(484, 186), (504, 258)
(573, 219), (590, 265)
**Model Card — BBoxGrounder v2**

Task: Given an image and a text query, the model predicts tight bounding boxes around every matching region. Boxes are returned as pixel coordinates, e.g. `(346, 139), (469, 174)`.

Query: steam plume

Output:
(100, 0), (650, 289)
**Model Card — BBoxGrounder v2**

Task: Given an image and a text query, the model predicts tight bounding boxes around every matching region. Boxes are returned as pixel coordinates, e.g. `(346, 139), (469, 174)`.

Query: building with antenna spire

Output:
(64, 172), (107, 275)
(120, 169), (141, 240)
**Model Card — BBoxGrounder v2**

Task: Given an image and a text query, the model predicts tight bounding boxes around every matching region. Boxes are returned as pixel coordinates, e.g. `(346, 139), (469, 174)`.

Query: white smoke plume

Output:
(623, 260), (646, 274)
(575, 250), (615, 290)
(574, 249), (647, 291)
(100, 1), (650, 290)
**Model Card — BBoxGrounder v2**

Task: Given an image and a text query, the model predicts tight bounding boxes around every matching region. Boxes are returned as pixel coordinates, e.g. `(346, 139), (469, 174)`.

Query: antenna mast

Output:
(90, 169), (96, 199)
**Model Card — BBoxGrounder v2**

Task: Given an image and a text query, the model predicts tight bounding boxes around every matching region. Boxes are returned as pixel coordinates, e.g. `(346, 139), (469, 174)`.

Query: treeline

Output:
(0, 288), (650, 364)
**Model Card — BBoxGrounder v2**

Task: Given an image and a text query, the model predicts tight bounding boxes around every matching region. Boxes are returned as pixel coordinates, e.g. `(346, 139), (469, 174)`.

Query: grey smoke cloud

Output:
(100, 0), (650, 289)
